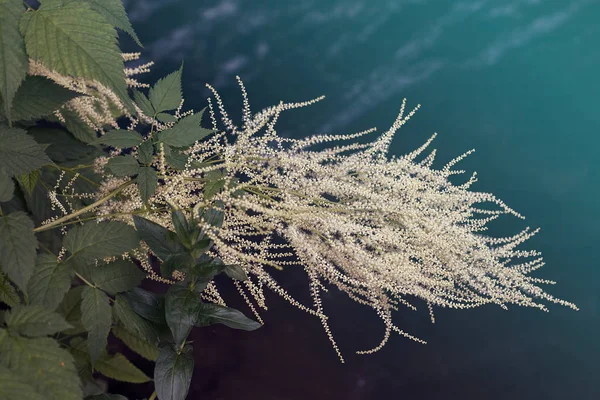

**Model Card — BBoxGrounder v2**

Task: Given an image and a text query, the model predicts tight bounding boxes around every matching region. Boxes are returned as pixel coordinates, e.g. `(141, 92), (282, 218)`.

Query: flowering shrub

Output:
(0, 0), (577, 399)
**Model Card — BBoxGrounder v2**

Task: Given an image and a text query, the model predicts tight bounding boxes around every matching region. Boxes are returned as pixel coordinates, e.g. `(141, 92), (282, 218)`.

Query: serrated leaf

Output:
(0, 167), (13, 202)
(156, 112), (177, 123)
(20, 0), (133, 112)
(64, 221), (139, 265)
(0, 126), (52, 177)
(132, 89), (154, 117)
(155, 343), (194, 400)
(197, 207), (225, 228)
(81, 286), (111, 366)
(0, 211), (37, 291)
(0, 335), (82, 400)
(203, 169), (226, 200)
(79, 0), (142, 47)
(5, 304), (72, 337)
(27, 253), (74, 310)
(158, 110), (213, 147)
(113, 294), (160, 344)
(106, 155), (140, 176)
(7, 75), (78, 121)
(97, 129), (143, 148)
(112, 325), (159, 361)
(0, 364), (46, 400)
(60, 107), (97, 143)
(95, 352), (151, 383)
(137, 140), (153, 164)
(0, 273), (19, 307)
(121, 287), (166, 325)
(165, 283), (206, 346)
(31, 127), (97, 163)
(149, 65), (183, 115)
(91, 259), (145, 295)
(196, 303), (262, 331)
(0, 0), (28, 121)
(16, 169), (40, 196)
(136, 166), (157, 202)
(57, 285), (86, 335)
(163, 144), (188, 170)
(133, 215), (186, 261)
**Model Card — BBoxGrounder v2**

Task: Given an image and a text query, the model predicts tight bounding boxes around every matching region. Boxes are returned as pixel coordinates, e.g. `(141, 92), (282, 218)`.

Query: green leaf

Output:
(165, 283), (206, 346)
(197, 206), (225, 229)
(161, 252), (194, 279)
(162, 144), (189, 170)
(0, 335), (83, 400)
(0, 364), (46, 400)
(155, 343), (194, 400)
(95, 352), (151, 383)
(196, 303), (262, 331)
(30, 127), (97, 163)
(0, 273), (19, 307)
(113, 294), (160, 343)
(0, 211), (37, 291)
(16, 169), (40, 196)
(158, 110), (213, 147)
(149, 64), (183, 115)
(106, 155), (140, 176)
(7, 76), (78, 121)
(0, 0), (28, 121)
(91, 259), (145, 295)
(223, 264), (249, 281)
(203, 169), (226, 200)
(171, 209), (189, 237)
(133, 215), (186, 261)
(4, 304), (72, 337)
(57, 285), (86, 335)
(112, 325), (159, 361)
(81, 286), (111, 366)
(136, 166), (157, 202)
(0, 167), (13, 202)
(63, 221), (139, 265)
(97, 129), (143, 148)
(137, 140), (154, 164)
(27, 253), (74, 309)
(20, 0), (133, 112)
(0, 126), (52, 177)
(132, 89), (154, 117)
(121, 287), (166, 325)
(60, 107), (97, 143)
(79, 0), (142, 47)
(156, 112), (177, 123)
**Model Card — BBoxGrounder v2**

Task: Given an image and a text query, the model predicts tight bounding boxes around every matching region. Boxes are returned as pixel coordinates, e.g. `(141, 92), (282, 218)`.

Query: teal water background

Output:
(122, 0), (599, 398)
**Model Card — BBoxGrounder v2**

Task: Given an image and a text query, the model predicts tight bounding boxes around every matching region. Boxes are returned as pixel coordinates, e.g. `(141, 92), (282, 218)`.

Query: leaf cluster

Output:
(0, 1), (256, 399)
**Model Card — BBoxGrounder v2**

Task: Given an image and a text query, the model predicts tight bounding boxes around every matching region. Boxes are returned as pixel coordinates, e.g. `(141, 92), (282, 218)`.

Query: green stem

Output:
(148, 391), (157, 400)
(33, 180), (134, 233)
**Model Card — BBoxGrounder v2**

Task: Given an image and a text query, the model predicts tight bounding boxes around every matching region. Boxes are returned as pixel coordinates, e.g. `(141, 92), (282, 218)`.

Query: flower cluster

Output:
(94, 77), (578, 362)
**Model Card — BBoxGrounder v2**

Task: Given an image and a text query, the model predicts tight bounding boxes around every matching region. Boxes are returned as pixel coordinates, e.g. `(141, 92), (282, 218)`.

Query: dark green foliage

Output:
(0, 0), (28, 122)
(158, 109), (214, 147)
(0, 126), (52, 177)
(155, 343), (194, 400)
(97, 129), (143, 148)
(0, 2), (264, 398)
(4, 76), (78, 122)
(107, 155), (140, 176)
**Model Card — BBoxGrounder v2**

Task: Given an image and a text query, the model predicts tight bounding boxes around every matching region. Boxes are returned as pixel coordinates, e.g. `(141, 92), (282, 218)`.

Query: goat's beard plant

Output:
(89, 76), (578, 362)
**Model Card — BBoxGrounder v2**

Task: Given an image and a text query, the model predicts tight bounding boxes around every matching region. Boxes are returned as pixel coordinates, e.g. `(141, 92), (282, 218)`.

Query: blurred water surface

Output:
(120, 1), (600, 399)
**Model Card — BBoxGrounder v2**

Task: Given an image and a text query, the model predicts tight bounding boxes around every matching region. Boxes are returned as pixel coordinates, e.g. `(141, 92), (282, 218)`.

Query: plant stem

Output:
(148, 391), (157, 400)
(33, 180), (134, 233)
